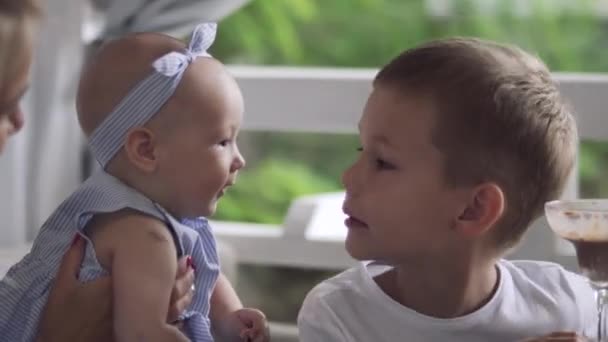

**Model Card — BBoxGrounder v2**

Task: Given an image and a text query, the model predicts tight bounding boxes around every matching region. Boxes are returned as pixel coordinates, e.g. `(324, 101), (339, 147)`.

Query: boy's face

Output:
(342, 85), (468, 264)
(154, 61), (246, 218)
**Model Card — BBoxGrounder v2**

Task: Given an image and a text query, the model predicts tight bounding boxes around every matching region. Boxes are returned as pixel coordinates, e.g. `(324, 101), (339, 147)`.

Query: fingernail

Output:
(186, 256), (196, 271)
(71, 234), (81, 247)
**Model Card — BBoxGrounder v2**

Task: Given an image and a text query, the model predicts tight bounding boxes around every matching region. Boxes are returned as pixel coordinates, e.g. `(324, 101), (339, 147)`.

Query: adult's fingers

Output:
(168, 269), (195, 323)
(54, 235), (86, 286)
(176, 256), (190, 277)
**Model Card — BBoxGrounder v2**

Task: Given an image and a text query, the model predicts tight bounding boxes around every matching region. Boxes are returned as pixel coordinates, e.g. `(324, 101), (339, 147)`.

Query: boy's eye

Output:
(358, 146), (395, 170)
(219, 139), (230, 147)
(375, 158), (394, 170)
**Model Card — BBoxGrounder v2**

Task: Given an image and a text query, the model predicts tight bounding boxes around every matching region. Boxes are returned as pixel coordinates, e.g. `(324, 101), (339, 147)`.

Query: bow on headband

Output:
(88, 23), (217, 168)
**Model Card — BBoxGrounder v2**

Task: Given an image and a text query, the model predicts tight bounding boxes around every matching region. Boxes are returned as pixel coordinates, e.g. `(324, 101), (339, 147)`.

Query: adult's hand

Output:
(36, 235), (113, 342)
(168, 256), (196, 323)
(36, 235), (196, 342)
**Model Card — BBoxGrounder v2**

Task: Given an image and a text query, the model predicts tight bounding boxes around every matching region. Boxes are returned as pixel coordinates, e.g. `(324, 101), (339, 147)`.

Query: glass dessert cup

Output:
(546, 199), (608, 341)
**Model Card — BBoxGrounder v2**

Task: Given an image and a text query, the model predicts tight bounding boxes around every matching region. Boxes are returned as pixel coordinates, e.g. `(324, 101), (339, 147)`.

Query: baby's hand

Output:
(235, 308), (269, 342)
(519, 332), (589, 342)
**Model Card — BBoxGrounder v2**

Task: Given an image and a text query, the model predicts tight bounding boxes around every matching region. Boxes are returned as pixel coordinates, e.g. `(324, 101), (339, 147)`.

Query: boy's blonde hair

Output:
(0, 0), (40, 96)
(375, 37), (577, 250)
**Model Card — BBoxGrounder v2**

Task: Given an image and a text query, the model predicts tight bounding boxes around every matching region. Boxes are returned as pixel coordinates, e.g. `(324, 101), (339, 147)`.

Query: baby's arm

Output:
(90, 211), (189, 342)
(209, 274), (270, 342)
(210, 275), (269, 342)
(210, 274), (243, 339)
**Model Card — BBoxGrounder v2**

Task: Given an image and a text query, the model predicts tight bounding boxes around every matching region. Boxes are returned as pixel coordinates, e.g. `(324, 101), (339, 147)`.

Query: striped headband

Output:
(88, 23), (217, 168)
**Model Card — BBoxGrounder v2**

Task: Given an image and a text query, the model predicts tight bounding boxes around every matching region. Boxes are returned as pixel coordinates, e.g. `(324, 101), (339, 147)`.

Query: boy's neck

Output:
(375, 255), (500, 319)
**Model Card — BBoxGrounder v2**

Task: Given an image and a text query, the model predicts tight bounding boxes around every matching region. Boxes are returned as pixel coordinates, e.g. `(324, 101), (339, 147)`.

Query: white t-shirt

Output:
(298, 260), (596, 342)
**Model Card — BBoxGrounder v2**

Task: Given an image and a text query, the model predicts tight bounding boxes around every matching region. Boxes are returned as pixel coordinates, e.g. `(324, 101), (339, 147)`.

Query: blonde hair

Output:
(0, 0), (40, 96)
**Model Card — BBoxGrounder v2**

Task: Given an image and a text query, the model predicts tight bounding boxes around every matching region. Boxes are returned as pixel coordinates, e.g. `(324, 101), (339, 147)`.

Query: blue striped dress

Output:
(0, 170), (219, 341)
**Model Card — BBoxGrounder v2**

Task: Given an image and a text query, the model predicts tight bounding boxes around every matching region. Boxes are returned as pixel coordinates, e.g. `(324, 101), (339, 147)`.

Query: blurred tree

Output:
(214, 158), (339, 223)
(212, 0), (608, 71)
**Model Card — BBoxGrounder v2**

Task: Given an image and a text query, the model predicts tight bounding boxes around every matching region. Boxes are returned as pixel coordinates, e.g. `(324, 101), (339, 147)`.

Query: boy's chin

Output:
(344, 238), (375, 261)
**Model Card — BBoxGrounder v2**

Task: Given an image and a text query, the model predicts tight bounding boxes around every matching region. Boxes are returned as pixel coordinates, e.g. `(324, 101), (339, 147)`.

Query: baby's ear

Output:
(454, 182), (505, 238)
(124, 127), (159, 173)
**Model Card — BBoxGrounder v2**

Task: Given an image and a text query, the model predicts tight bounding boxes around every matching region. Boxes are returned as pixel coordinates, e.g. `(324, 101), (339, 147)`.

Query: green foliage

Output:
(214, 159), (340, 224)
(212, 0), (608, 71)
(580, 141), (608, 198)
(244, 132), (359, 185)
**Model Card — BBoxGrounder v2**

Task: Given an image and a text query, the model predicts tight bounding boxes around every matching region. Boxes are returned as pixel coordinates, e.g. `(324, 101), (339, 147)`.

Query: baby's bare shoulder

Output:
(84, 209), (171, 268)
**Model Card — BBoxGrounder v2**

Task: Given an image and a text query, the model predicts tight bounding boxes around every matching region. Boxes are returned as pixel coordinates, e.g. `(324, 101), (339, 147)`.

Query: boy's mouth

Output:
(342, 206), (369, 229)
(344, 216), (369, 229)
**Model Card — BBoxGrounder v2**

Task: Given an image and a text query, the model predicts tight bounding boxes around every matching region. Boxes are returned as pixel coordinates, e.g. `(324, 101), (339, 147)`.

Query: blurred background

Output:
(213, 0), (608, 224)
(1, 0), (608, 339)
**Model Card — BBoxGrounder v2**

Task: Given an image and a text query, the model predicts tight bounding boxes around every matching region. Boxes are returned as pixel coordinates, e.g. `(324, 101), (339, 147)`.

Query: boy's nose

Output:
(341, 163), (358, 194)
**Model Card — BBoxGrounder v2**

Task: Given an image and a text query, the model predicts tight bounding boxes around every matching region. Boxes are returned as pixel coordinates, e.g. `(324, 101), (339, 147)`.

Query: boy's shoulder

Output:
(302, 262), (370, 304)
(500, 259), (588, 292)
(298, 262), (386, 341)
(299, 262), (376, 327)
(298, 260), (595, 341)
(498, 260), (595, 322)
(304, 260), (593, 311)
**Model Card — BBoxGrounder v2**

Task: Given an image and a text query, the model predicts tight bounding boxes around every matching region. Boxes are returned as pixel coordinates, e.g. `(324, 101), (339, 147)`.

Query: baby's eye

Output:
(218, 139), (230, 147)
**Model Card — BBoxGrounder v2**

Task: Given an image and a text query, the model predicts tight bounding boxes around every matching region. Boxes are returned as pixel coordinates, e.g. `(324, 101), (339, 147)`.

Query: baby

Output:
(0, 23), (269, 342)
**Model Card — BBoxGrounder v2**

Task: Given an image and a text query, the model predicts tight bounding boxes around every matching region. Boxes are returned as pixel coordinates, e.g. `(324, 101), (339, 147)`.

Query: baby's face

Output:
(341, 86), (469, 264)
(153, 60), (246, 218)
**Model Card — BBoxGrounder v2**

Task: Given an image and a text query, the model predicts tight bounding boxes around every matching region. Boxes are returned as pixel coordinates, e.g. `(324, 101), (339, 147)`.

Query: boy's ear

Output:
(454, 182), (505, 238)
(124, 127), (159, 173)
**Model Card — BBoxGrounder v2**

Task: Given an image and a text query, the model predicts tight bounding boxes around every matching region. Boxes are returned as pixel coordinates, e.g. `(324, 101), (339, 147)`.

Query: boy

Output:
(298, 37), (594, 341)
(0, 24), (269, 342)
